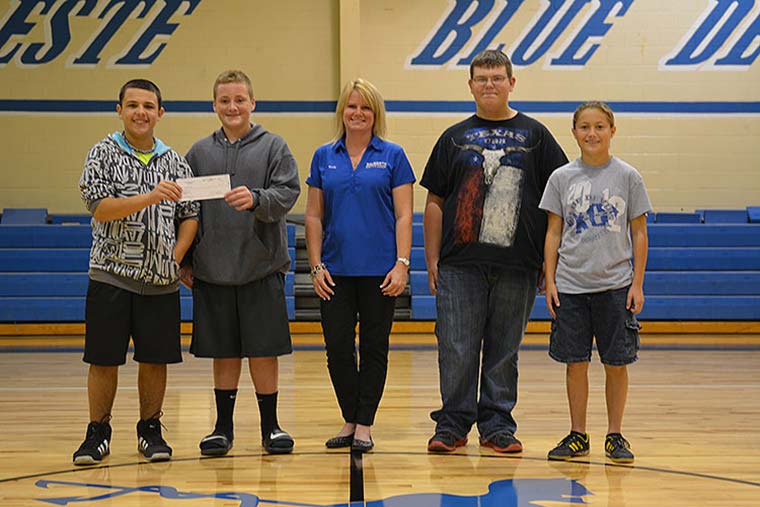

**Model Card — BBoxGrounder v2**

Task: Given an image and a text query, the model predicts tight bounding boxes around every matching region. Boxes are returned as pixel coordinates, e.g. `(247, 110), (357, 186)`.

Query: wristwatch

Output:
(396, 257), (410, 268)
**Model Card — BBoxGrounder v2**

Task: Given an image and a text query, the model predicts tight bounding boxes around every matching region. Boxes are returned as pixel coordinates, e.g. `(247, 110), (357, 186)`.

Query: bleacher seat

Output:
(702, 209), (748, 223)
(655, 212), (702, 223)
(408, 210), (760, 321)
(0, 218), (298, 322)
(747, 206), (760, 224)
(1, 208), (48, 224)
(49, 214), (91, 224)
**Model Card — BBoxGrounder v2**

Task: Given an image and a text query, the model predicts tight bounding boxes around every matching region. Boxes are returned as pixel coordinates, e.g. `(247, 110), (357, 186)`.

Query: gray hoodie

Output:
(186, 124), (300, 285)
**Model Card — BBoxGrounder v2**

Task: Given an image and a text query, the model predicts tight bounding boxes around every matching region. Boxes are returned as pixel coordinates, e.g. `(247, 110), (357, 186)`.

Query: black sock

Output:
(256, 391), (279, 438)
(213, 388), (237, 440)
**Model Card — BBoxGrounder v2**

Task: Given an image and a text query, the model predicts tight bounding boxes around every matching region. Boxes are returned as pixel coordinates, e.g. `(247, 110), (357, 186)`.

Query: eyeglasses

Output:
(472, 75), (509, 86)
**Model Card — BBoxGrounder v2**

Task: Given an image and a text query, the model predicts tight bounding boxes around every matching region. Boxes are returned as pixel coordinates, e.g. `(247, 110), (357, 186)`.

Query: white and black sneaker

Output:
(137, 417), (172, 462)
(73, 419), (112, 466)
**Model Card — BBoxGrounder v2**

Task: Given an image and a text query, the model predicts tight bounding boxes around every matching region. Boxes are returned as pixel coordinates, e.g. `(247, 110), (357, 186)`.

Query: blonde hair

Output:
(573, 101), (615, 129)
(333, 78), (387, 142)
(213, 70), (253, 99)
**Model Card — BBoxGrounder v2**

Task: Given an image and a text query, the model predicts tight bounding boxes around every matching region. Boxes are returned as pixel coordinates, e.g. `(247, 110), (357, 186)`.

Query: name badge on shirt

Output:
(365, 161), (388, 169)
(328, 164), (337, 169)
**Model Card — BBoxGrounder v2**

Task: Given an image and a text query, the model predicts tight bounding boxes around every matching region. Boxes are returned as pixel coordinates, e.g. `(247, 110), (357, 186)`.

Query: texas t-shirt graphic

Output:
(452, 127), (533, 248)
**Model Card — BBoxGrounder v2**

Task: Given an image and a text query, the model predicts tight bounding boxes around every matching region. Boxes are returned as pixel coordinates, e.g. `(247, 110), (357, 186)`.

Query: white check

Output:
(177, 174), (231, 201)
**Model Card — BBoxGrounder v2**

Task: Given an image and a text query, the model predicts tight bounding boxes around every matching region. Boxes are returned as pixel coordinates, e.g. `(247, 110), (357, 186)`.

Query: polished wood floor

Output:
(1, 337), (759, 506)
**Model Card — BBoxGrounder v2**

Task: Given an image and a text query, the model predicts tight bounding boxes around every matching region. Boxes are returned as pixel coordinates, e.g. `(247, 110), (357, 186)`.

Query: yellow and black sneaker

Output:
(548, 431), (590, 461)
(605, 433), (634, 463)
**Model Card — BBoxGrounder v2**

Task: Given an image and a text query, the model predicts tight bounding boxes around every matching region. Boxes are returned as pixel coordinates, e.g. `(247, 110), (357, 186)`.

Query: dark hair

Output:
(470, 49), (513, 79)
(118, 79), (162, 109)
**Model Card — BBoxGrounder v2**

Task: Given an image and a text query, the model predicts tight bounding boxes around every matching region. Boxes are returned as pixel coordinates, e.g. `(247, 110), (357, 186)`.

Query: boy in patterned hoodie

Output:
(73, 79), (199, 465)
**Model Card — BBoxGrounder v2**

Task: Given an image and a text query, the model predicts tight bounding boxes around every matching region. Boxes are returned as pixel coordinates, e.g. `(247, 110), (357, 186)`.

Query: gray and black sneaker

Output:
(137, 417), (172, 462)
(605, 433), (634, 463)
(548, 431), (590, 461)
(73, 418), (112, 466)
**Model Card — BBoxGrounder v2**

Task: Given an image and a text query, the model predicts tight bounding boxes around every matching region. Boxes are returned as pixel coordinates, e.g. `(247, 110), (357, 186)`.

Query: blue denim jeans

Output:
(431, 264), (537, 439)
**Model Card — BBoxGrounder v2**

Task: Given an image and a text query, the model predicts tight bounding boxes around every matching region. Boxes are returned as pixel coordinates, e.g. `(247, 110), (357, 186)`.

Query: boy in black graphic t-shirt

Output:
(421, 50), (567, 454)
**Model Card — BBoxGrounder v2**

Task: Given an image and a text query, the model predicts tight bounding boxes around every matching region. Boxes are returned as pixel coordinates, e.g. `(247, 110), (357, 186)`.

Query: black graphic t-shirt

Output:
(421, 113), (568, 271)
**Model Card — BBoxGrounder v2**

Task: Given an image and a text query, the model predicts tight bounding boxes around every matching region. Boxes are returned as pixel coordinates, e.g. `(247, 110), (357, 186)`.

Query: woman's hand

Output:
(380, 262), (408, 297)
(312, 266), (336, 301)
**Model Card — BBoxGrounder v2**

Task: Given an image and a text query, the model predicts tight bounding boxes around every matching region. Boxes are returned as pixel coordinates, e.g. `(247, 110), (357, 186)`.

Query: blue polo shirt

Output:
(306, 136), (416, 276)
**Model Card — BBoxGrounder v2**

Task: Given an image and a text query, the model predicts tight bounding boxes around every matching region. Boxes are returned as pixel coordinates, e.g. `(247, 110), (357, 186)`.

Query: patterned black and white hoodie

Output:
(79, 132), (199, 294)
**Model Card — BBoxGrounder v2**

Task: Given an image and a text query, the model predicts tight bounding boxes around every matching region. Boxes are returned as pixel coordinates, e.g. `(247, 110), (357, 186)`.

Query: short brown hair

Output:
(573, 101), (615, 128)
(470, 49), (513, 79)
(213, 70), (253, 99)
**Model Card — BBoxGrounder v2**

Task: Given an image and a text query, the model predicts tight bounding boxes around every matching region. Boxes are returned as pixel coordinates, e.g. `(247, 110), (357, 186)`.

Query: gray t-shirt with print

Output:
(539, 156), (652, 294)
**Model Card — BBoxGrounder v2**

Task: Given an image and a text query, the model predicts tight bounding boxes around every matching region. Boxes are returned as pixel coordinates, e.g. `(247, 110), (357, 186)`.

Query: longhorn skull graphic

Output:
(453, 140), (533, 185)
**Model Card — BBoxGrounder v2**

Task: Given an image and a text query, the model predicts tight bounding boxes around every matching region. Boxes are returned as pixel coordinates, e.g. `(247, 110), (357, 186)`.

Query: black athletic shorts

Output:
(190, 273), (292, 358)
(83, 279), (182, 366)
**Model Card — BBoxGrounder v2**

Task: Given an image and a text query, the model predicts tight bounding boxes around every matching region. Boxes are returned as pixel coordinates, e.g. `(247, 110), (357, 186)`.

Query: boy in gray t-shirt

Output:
(539, 102), (652, 465)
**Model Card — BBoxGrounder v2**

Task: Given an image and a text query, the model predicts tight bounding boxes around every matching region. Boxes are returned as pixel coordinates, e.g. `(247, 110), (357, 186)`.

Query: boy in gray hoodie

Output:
(180, 70), (300, 455)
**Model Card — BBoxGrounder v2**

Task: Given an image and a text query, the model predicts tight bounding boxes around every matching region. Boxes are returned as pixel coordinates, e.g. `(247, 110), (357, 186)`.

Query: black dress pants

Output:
(320, 276), (396, 426)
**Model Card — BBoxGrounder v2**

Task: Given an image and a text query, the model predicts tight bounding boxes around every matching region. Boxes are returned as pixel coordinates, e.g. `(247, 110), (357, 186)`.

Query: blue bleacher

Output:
(745, 206), (760, 224)
(655, 212), (702, 223)
(702, 209), (748, 223)
(0, 218), (297, 322)
(408, 208), (760, 321)
(2, 209), (760, 323)
(1, 208), (48, 224)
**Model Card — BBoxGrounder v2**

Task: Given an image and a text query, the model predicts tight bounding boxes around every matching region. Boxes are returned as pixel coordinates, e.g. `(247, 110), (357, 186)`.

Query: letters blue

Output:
(664, 0), (753, 66)
(73, 0), (157, 65)
(456, 0), (524, 65)
(0, 0), (55, 64)
(551, 0), (634, 66)
(511, 0), (588, 66)
(715, 10), (760, 66)
(20, 0), (97, 65)
(409, 0), (495, 65)
(114, 0), (201, 65)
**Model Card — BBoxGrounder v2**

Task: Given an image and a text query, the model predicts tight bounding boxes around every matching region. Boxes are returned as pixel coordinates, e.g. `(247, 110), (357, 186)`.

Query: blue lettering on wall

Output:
(715, 9), (760, 67)
(408, 0), (758, 70)
(113, 0), (201, 65)
(550, 0), (634, 67)
(408, 0), (497, 67)
(511, 0), (589, 66)
(0, 0), (201, 67)
(0, 0), (56, 64)
(20, 0), (98, 65)
(662, 0), (755, 69)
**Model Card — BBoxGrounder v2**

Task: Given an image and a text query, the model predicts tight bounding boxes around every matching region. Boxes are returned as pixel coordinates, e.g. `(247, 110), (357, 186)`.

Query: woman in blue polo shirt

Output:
(305, 78), (415, 453)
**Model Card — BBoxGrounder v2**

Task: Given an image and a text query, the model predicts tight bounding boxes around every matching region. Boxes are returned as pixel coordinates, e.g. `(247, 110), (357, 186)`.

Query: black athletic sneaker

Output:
(479, 432), (523, 453)
(548, 431), (590, 461)
(427, 431), (467, 452)
(73, 419), (112, 466)
(137, 418), (172, 462)
(605, 433), (634, 463)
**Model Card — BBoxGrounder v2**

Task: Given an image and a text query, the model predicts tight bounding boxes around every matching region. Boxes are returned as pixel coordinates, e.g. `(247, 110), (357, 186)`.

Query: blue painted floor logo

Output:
(36, 478), (592, 506)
